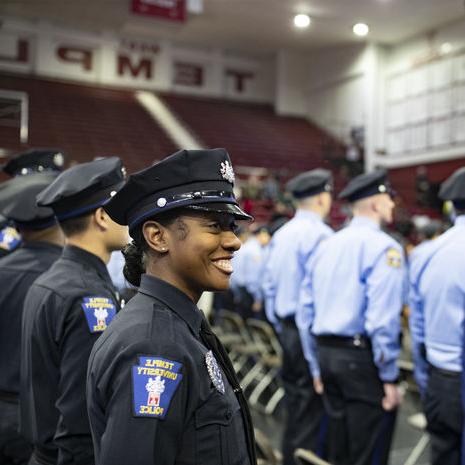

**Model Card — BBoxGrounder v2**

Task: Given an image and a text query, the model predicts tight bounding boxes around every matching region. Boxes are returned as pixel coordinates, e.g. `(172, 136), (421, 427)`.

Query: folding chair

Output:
(255, 428), (281, 465)
(246, 318), (285, 414)
(294, 448), (332, 465)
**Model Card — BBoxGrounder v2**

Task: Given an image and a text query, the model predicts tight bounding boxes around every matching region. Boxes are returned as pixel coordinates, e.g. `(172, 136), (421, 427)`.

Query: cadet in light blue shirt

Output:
(263, 168), (333, 465)
(299, 169), (404, 465)
(409, 167), (465, 465)
(231, 226), (270, 319)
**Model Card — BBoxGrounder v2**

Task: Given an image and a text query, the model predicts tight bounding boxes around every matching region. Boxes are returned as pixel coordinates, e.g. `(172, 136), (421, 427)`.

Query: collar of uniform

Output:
(61, 244), (112, 283)
(454, 215), (465, 227)
(349, 215), (380, 230)
(138, 274), (203, 335)
(294, 209), (322, 222)
(20, 241), (62, 253)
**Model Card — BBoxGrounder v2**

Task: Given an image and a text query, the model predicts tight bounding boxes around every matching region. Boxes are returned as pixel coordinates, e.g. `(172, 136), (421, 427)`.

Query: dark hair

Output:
(123, 208), (191, 287)
(59, 213), (92, 237)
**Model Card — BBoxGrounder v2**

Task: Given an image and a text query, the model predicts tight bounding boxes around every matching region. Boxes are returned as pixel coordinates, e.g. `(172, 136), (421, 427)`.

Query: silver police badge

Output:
(220, 160), (235, 184)
(205, 350), (225, 394)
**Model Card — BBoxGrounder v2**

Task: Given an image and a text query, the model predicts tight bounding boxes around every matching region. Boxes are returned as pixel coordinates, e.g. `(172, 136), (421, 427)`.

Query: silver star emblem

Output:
(220, 160), (235, 184)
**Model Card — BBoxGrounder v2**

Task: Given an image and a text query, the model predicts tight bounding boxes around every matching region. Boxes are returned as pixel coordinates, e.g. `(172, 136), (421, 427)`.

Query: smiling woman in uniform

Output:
(86, 148), (257, 465)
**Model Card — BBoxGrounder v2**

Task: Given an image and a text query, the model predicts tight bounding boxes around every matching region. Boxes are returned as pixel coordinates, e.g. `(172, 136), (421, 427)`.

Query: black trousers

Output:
(0, 399), (33, 465)
(279, 320), (327, 465)
(424, 366), (463, 465)
(318, 345), (396, 465)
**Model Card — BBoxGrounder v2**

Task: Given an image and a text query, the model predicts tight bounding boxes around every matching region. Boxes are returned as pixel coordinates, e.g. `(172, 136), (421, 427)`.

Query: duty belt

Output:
(316, 334), (372, 350)
(0, 390), (18, 403)
(430, 364), (461, 378)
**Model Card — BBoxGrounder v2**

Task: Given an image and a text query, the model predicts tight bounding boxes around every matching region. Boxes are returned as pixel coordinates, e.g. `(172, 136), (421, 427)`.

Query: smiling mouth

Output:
(212, 259), (233, 274)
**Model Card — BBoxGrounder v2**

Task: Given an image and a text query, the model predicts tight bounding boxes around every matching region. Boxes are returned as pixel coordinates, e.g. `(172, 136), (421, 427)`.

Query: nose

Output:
(222, 230), (241, 251)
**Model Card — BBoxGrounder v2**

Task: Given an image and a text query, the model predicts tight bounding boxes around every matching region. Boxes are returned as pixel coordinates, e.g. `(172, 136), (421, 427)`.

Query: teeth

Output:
(213, 259), (233, 273)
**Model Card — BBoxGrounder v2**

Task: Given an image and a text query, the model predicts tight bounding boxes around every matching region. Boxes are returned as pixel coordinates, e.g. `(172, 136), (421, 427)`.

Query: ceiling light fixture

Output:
(440, 42), (453, 54)
(353, 22), (369, 37)
(294, 14), (311, 29)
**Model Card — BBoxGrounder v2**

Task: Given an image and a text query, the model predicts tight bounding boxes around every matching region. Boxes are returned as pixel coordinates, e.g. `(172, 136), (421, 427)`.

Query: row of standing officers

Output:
(0, 147), (464, 465)
(231, 166), (465, 465)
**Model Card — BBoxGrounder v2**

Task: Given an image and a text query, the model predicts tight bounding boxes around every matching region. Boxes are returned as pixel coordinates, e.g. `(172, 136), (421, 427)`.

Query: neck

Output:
(146, 258), (200, 303)
(21, 225), (65, 247)
(66, 235), (111, 264)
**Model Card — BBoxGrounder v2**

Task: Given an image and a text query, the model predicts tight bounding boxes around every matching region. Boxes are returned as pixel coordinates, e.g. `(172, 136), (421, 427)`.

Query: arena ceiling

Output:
(1, 0), (464, 55)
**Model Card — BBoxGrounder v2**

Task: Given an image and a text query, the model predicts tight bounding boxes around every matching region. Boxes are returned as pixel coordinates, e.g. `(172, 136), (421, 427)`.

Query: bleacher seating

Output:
(0, 74), (177, 172)
(161, 93), (336, 172)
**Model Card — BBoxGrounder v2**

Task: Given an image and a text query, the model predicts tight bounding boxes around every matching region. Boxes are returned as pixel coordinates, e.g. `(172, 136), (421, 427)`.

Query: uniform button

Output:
(225, 409), (232, 420)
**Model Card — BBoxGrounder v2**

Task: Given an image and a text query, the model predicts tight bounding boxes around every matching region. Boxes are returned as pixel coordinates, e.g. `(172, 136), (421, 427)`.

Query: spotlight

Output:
(294, 14), (311, 29)
(353, 23), (369, 37)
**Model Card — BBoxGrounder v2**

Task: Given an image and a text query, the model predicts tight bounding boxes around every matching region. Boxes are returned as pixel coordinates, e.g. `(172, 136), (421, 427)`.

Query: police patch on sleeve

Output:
(386, 247), (402, 268)
(0, 226), (21, 252)
(81, 297), (116, 333)
(132, 356), (183, 419)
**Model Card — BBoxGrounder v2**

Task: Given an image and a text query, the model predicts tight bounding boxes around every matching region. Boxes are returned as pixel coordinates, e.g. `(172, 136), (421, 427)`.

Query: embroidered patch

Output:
(386, 247), (402, 268)
(81, 297), (116, 333)
(205, 350), (225, 394)
(132, 356), (183, 418)
(0, 227), (21, 252)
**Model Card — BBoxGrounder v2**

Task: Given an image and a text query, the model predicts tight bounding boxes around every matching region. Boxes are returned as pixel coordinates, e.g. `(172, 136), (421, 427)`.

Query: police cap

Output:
(37, 157), (125, 221)
(2, 148), (66, 176)
(286, 169), (333, 199)
(104, 148), (252, 231)
(0, 173), (57, 229)
(439, 167), (465, 209)
(338, 169), (392, 202)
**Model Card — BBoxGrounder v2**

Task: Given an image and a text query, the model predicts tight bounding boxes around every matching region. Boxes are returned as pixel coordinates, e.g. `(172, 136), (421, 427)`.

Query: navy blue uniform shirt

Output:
(87, 274), (254, 465)
(20, 245), (119, 465)
(0, 241), (62, 395)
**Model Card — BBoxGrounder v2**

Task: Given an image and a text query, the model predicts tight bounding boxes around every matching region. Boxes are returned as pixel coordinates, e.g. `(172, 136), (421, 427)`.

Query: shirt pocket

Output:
(194, 391), (241, 465)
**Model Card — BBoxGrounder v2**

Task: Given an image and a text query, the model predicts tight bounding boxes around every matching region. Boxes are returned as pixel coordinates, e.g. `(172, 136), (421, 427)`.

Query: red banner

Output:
(131, 0), (186, 22)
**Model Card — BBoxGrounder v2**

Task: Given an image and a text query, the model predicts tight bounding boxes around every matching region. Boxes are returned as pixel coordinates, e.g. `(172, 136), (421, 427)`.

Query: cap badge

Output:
(157, 198), (167, 207)
(53, 153), (64, 167)
(220, 160), (235, 184)
(378, 185), (387, 193)
(205, 350), (225, 394)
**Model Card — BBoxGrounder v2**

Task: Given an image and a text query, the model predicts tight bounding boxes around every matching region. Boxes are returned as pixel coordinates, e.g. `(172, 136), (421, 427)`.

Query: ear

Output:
(93, 207), (110, 232)
(143, 220), (170, 253)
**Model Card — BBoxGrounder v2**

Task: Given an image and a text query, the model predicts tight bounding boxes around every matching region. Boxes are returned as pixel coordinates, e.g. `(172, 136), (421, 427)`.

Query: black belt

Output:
(277, 315), (295, 324)
(0, 390), (18, 403)
(33, 446), (58, 465)
(316, 334), (372, 350)
(430, 364), (460, 378)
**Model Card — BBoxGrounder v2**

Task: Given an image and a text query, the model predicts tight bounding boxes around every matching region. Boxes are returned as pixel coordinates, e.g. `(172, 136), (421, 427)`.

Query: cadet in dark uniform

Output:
(263, 169), (333, 464)
(299, 170), (404, 465)
(0, 173), (64, 465)
(86, 148), (257, 465)
(410, 167), (465, 465)
(20, 157), (128, 465)
(0, 148), (65, 258)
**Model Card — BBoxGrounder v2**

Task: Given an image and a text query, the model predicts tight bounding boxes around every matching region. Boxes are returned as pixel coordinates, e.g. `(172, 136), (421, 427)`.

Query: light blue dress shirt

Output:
(231, 236), (267, 303)
(263, 210), (333, 329)
(107, 250), (130, 292)
(298, 216), (404, 381)
(409, 215), (465, 393)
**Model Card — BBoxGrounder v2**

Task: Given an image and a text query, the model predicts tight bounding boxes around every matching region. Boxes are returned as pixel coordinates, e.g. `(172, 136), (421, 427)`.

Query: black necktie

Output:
(199, 317), (257, 465)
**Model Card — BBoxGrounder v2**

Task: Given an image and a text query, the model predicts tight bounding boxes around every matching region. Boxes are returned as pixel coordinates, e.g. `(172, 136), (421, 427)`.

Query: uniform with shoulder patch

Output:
(0, 226), (21, 255)
(132, 356), (183, 418)
(81, 296), (117, 333)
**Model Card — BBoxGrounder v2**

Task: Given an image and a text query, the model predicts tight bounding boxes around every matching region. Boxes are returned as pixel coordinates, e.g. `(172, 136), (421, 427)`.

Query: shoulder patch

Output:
(132, 356), (183, 419)
(81, 297), (116, 333)
(386, 247), (402, 268)
(0, 227), (21, 252)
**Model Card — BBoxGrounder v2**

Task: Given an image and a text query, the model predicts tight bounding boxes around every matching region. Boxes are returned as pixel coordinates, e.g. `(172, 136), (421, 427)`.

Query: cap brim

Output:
(185, 202), (253, 221)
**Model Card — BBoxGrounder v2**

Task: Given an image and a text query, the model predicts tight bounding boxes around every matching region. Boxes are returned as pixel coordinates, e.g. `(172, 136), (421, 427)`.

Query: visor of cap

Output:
(185, 202), (253, 221)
